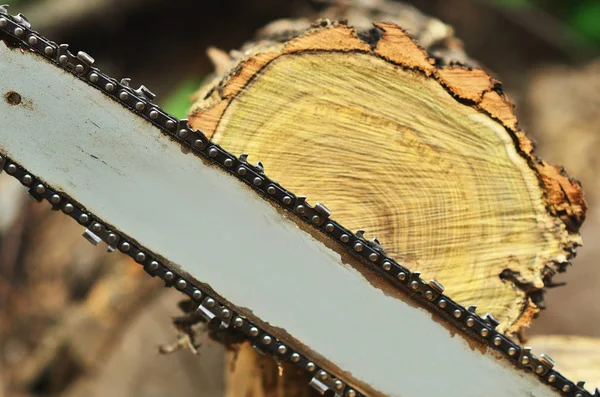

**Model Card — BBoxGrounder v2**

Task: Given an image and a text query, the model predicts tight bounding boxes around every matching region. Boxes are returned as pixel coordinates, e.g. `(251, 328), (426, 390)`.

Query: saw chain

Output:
(0, 6), (595, 397)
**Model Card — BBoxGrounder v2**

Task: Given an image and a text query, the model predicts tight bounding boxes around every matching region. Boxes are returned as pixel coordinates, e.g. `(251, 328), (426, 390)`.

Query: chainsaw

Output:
(0, 5), (595, 397)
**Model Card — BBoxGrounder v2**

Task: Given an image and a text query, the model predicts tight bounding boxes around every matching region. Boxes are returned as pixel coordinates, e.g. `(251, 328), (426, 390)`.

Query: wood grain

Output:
(189, 21), (585, 334)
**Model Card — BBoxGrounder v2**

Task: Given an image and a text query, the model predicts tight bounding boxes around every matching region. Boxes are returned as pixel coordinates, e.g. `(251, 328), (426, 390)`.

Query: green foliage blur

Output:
(495, 0), (600, 47)
(161, 79), (204, 119)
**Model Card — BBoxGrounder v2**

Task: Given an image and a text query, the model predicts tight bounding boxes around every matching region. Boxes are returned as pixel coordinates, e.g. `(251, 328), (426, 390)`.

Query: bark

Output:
(186, 8), (586, 397)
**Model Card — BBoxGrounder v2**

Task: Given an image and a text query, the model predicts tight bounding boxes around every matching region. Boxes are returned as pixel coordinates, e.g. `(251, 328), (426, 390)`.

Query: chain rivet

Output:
(119, 91), (129, 101)
(438, 299), (447, 308)
(508, 347), (517, 356)
(107, 233), (118, 244)
(481, 328), (489, 337)
(89, 73), (99, 83)
(148, 261), (159, 272)
(135, 252), (146, 263)
(325, 223), (334, 232)
(562, 385), (570, 393)
(0, 18), (7, 28)
(149, 110), (159, 119)
(91, 222), (102, 232)
(28, 36), (38, 45)
(306, 362), (316, 372)
(493, 336), (502, 346)
(7, 164), (17, 174)
(311, 215), (320, 224)
(120, 242), (131, 252)
(535, 365), (544, 374)
(521, 356), (530, 365)
(382, 261), (392, 271)
(277, 345), (287, 354)
(253, 177), (262, 186)
(267, 186), (276, 195)
(249, 327), (259, 337)
(398, 272), (407, 281)
(64, 203), (74, 213)
(340, 234), (349, 243)
(35, 184), (45, 194)
(14, 27), (24, 37)
(221, 308), (231, 318)
(282, 196), (292, 205)
(44, 46), (54, 55)
(105, 83), (115, 92)
(425, 290), (433, 300)
(78, 214), (89, 224)
(22, 174), (33, 185)
(193, 139), (205, 149)
(237, 167), (247, 176)
(548, 374), (556, 383)
(233, 317), (243, 327)
(208, 148), (218, 157)
(224, 158), (233, 167)
(466, 317), (475, 327)
(291, 353), (300, 363)
(165, 120), (175, 129)
(192, 289), (202, 300)
(177, 279), (187, 290)
(453, 309), (462, 318)
(262, 335), (272, 345)
(318, 370), (328, 381)
(75, 64), (84, 74)
(164, 271), (174, 281)
(347, 390), (357, 397)
(50, 194), (61, 204)
(177, 129), (188, 139)
(353, 242), (363, 252)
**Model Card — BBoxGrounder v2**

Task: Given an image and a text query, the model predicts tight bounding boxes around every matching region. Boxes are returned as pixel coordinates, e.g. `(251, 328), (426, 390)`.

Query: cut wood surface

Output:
(189, 20), (585, 336)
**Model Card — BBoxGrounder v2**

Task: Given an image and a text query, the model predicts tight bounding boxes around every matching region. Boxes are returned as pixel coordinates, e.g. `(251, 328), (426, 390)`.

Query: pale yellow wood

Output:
(188, 16), (586, 397)
(191, 43), (583, 331)
(528, 335), (600, 391)
(219, 53), (532, 328)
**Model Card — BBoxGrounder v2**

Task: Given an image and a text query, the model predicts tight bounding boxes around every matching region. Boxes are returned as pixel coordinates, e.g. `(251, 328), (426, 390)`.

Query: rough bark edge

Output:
(188, 21), (586, 332)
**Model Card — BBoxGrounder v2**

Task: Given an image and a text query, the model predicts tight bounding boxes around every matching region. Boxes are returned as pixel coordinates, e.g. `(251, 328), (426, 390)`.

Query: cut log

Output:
(187, 17), (586, 397)
(189, 20), (584, 334)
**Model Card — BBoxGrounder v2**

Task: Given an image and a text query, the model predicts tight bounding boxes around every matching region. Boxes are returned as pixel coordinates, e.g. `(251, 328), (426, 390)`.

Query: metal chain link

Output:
(0, 6), (595, 397)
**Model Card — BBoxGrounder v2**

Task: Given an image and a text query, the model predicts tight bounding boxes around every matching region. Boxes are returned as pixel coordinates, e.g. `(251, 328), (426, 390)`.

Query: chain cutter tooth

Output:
(197, 297), (232, 329)
(238, 153), (265, 174)
(482, 313), (500, 329)
(309, 371), (346, 396)
(56, 44), (95, 75)
(82, 229), (102, 246)
(133, 84), (156, 102)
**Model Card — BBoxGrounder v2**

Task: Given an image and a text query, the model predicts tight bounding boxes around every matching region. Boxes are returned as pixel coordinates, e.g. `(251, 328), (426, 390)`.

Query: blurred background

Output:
(1, 0), (599, 396)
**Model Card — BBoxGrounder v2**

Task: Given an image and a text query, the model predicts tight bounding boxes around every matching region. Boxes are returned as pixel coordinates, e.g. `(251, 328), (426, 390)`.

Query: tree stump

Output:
(187, 15), (586, 397)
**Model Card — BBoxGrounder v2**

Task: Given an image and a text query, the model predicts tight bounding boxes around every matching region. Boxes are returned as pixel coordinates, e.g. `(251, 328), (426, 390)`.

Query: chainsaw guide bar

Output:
(0, 5), (595, 397)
